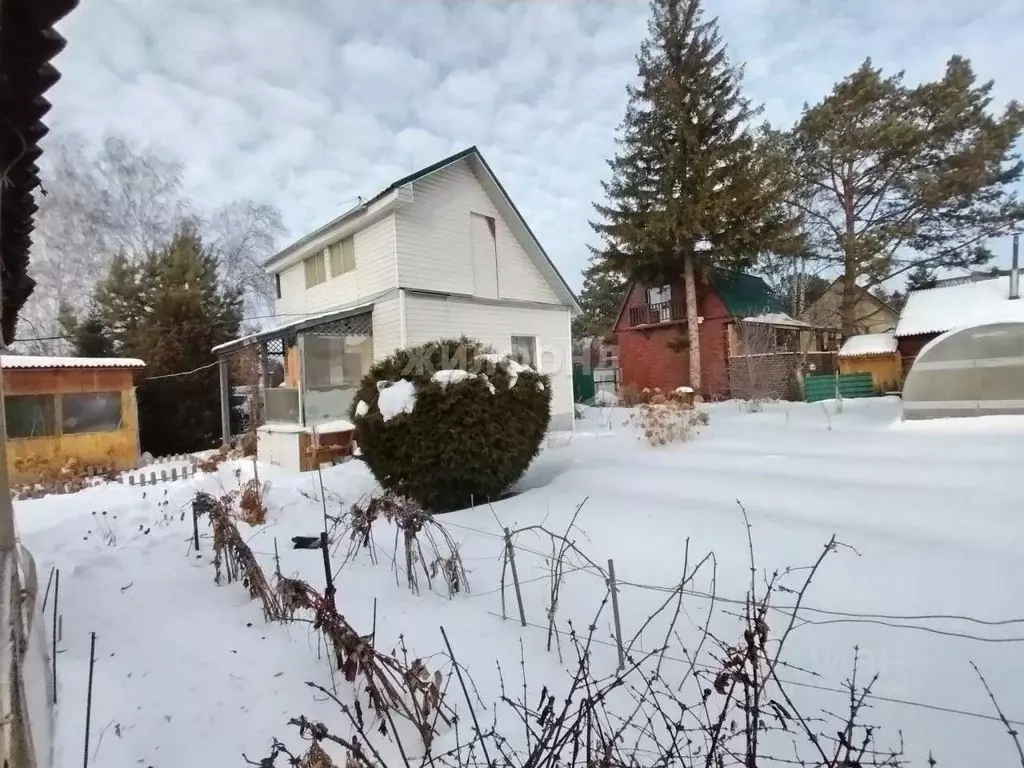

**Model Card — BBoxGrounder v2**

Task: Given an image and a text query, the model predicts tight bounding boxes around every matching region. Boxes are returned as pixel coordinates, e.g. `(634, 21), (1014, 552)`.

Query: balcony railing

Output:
(628, 297), (686, 327)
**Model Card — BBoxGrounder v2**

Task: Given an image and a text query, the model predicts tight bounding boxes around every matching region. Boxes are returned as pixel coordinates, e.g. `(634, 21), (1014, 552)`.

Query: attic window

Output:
(304, 253), (327, 288)
(329, 236), (356, 276)
(275, 273), (282, 299)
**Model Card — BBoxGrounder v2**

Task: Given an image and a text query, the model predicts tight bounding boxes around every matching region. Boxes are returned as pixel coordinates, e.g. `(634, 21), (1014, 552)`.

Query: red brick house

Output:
(614, 270), (812, 399)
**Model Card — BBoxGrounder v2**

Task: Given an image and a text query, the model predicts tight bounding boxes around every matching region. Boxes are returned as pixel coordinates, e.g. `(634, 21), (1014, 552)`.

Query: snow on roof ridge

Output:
(0, 355), (146, 369)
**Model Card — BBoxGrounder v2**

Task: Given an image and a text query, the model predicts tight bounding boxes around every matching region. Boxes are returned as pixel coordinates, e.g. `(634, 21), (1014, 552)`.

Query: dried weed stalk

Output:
(335, 493), (470, 598)
(192, 491), (281, 620)
(501, 500), (604, 661)
(627, 400), (710, 446)
(12, 452), (121, 500)
(276, 575), (453, 749)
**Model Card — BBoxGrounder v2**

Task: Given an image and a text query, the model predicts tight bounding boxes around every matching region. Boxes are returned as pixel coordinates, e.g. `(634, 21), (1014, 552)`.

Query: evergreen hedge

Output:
(349, 337), (552, 512)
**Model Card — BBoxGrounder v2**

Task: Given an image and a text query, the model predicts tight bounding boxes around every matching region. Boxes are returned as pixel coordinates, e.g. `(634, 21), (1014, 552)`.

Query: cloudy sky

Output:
(47, 0), (1024, 290)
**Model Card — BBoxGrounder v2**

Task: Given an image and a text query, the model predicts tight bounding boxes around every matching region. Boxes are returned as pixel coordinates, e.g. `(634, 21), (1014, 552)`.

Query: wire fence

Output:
(329, 506), (1024, 732)
(434, 516), (1024, 643)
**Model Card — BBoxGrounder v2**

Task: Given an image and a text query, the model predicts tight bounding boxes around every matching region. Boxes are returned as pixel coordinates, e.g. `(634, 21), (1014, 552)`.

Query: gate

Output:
(572, 364), (595, 403)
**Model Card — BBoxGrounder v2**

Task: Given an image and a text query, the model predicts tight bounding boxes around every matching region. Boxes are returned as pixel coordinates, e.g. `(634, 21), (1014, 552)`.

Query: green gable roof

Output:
(710, 270), (783, 318)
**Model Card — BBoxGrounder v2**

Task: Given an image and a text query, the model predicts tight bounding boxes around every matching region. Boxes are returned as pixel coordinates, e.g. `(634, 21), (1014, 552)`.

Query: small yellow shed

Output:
(837, 333), (902, 392)
(2, 355), (146, 484)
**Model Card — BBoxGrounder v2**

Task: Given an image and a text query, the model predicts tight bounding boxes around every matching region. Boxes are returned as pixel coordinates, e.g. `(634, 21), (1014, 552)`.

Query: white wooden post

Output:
(218, 358), (231, 445)
(297, 334), (307, 427)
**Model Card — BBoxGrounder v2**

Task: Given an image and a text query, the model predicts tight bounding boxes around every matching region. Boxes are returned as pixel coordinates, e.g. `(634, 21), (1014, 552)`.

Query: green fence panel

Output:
(572, 365), (596, 403)
(804, 372), (875, 403)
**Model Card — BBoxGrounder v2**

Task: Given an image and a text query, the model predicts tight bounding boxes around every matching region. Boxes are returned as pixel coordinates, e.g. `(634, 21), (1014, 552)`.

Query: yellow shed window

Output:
(5, 395), (56, 438)
(62, 392), (123, 434)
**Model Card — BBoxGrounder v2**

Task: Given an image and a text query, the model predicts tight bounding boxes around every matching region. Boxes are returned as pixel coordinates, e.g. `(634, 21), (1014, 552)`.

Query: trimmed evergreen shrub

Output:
(349, 337), (552, 512)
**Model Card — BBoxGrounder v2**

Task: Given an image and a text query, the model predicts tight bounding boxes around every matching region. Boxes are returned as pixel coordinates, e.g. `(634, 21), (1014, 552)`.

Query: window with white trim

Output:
(646, 285), (671, 305)
(328, 236), (356, 276)
(304, 252), (327, 288)
(511, 335), (537, 369)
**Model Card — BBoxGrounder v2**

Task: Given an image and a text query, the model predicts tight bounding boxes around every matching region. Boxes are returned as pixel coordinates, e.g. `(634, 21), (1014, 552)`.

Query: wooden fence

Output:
(120, 465), (196, 486)
(804, 372), (875, 403)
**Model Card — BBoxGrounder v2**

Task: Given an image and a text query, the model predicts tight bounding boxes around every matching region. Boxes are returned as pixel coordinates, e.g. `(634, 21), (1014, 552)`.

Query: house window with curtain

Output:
(511, 335), (537, 369)
(329, 236), (356, 276)
(304, 252), (327, 287)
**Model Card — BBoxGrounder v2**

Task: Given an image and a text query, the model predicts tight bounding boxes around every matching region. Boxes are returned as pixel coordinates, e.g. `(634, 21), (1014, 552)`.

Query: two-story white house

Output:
(213, 146), (579, 468)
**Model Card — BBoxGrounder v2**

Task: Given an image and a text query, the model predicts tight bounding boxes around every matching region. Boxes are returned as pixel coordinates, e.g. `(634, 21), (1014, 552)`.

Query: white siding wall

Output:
(403, 293), (574, 429)
(274, 214), (398, 318)
(396, 162), (561, 304)
(371, 295), (404, 361)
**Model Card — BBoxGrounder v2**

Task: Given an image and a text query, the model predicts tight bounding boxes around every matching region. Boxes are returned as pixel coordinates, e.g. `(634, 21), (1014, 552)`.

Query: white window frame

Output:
(304, 252), (327, 288)
(328, 236), (356, 277)
(510, 335), (538, 370)
(646, 285), (672, 322)
(646, 285), (671, 305)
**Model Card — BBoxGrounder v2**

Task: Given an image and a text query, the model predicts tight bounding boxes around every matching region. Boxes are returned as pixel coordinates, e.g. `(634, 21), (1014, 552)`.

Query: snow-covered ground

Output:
(16, 397), (1024, 766)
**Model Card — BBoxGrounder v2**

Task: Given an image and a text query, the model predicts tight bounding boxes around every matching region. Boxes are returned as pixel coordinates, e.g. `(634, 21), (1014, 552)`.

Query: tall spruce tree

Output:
(93, 251), (146, 351)
(57, 301), (114, 357)
(590, 0), (800, 390)
(785, 57), (1024, 335)
(571, 257), (628, 340)
(93, 224), (241, 455)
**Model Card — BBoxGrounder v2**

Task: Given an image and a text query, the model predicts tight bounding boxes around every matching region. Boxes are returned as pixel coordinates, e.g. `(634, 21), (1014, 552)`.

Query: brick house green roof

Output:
(710, 270), (783, 318)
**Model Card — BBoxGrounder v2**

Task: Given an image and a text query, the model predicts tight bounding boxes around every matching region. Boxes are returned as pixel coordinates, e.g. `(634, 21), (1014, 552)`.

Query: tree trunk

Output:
(840, 265), (857, 339)
(794, 259), (804, 317)
(840, 164), (857, 338)
(682, 254), (702, 391)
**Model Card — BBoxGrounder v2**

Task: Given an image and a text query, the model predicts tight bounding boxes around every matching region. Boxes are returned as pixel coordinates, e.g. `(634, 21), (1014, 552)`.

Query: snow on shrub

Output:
(350, 337), (551, 512)
(593, 389), (619, 407)
(377, 379), (418, 422)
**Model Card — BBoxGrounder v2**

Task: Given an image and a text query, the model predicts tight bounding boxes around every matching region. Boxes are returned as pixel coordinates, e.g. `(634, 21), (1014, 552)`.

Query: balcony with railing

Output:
(628, 296), (687, 327)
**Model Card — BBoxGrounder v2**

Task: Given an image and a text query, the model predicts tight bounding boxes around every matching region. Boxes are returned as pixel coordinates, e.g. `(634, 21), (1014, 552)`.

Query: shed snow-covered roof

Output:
(1, 355), (145, 370)
(838, 333), (897, 358)
(895, 276), (1024, 338)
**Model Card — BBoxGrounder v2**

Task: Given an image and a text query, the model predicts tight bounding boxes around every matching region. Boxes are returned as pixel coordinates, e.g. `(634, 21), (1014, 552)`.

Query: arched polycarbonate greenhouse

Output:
(902, 321), (1024, 419)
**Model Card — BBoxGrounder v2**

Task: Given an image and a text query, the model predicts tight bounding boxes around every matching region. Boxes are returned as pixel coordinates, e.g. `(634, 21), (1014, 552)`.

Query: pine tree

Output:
(93, 251), (145, 351)
(93, 224), (241, 455)
(786, 57), (1024, 335)
(58, 301), (114, 357)
(591, 0), (800, 390)
(571, 258), (628, 340)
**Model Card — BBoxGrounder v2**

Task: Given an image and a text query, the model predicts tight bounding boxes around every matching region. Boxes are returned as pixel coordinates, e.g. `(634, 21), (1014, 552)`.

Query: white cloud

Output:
(47, 0), (1024, 291)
